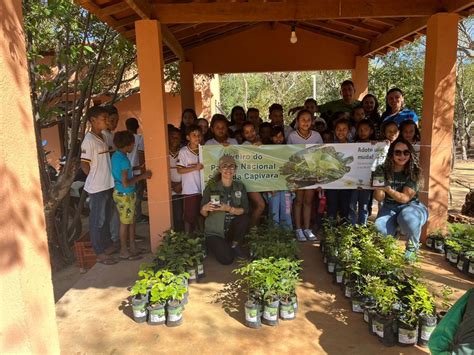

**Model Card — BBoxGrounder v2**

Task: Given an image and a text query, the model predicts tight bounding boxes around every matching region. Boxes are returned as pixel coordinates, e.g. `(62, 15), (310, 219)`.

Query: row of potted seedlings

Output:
(320, 223), (438, 347)
(235, 222), (301, 328)
(129, 230), (206, 326)
(426, 223), (474, 279)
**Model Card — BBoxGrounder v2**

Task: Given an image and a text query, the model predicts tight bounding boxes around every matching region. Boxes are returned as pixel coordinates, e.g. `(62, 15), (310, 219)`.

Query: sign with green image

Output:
(200, 143), (389, 193)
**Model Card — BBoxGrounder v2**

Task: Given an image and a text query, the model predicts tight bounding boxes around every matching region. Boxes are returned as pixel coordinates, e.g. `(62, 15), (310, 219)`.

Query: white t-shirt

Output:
(127, 133), (145, 176)
(101, 129), (115, 151)
(177, 145), (201, 195)
(81, 132), (114, 194)
(287, 130), (323, 144)
(205, 138), (238, 145)
(169, 152), (182, 196)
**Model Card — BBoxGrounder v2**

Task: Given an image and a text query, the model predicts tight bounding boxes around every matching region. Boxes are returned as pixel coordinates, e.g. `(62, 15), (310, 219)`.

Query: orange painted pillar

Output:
(419, 13), (459, 238)
(351, 56), (369, 101)
(135, 20), (172, 251)
(179, 61), (195, 112)
(0, 1), (60, 353)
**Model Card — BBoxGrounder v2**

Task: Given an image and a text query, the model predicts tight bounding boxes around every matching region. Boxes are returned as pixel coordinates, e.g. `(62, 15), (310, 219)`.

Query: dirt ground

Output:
(52, 161), (474, 353)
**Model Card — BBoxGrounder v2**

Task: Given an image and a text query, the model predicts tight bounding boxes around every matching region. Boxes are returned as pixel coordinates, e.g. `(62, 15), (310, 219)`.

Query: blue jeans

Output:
(326, 189), (351, 222)
(266, 191), (293, 230)
(374, 200), (428, 251)
(89, 189), (115, 254)
(349, 189), (373, 225)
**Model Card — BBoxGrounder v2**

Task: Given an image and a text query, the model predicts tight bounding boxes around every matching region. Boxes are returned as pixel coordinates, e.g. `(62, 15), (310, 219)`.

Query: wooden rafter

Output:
(115, 15), (140, 29)
(181, 23), (255, 49)
(97, 2), (130, 17)
(361, 17), (429, 56)
(152, 0), (441, 24)
(124, 0), (151, 19)
(306, 20), (374, 41)
(293, 22), (364, 46)
(161, 25), (186, 60)
(442, 0), (474, 12)
(331, 20), (385, 35)
(174, 23), (233, 42)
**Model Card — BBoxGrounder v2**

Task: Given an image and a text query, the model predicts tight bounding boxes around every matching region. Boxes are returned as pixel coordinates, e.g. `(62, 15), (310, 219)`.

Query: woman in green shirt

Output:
(200, 155), (249, 265)
(374, 138), (428, 262)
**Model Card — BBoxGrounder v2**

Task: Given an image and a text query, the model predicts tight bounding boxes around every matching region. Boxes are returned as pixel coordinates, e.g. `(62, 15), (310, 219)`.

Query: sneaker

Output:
(304, 229), (318, 242)
(232, 245), (247, 260)
(295, 229), (306, 242)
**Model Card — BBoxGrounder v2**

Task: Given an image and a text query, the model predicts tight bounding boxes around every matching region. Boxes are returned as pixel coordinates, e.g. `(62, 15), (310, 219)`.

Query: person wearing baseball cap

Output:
(200, 155), (249, 264)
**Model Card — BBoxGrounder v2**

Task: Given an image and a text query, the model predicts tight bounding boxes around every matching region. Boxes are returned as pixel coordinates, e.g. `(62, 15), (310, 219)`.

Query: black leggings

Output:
(206, 214), (249, 265)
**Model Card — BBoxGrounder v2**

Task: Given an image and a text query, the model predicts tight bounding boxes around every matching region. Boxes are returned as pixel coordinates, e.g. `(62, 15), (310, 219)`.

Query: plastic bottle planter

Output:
(343, 283), (352, 298)
(372, 314), (397, 347)
(323, 254), (328, 264)
(262, 299), (280, 326)
(425, 236), (434, 249)
(244, 300), (262, 329)
(351, 295), (365, 313)
(279, 300), (296, 321)
(447, 249), (459, 266)
(468, 258), (474, 278)
(333, 264), (344, 285)
(147, 303), (166, 325)
(187, 267), (198, 283)
(181, 278), (189, 305)
(397, 322), (418, 346)
(433, 238), (445, 254)
(363, 304), (376, 324)
(367, 308), (378, 335)
(327, 256), (337, 274)
(320, 241), (325, 254)
(197, 263), (205, 279)
(291, 294), (298, 314)
(166, 300), (184, 327)
(457, 254), (469, 274)
(418, 314), (437, 347)
(132, 296), (148, 323)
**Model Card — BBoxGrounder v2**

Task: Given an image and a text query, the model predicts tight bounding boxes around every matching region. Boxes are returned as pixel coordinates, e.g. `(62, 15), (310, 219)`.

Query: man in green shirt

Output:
(318, 80), (361, 128)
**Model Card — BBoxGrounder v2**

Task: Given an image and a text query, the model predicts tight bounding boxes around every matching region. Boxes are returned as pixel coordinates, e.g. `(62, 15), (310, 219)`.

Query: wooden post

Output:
(179, 61), (196, 112)
(0, 1), (60, 353)
(135, 20), (172, 251)
(351, 56), (369, 101)
(419, 13), (459, 238)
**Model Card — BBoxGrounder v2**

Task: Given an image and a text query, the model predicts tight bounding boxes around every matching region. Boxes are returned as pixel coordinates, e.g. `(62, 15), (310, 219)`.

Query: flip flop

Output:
(97, 257), (118, 265)
(120, 254), (142, 261)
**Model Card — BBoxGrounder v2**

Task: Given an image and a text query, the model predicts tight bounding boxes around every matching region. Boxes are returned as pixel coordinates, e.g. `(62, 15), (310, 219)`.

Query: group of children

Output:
(171, 83), (421, 243)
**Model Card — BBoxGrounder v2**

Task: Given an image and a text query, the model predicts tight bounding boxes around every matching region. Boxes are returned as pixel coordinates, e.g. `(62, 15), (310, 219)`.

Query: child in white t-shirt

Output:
(177, 125), (203, 233)
(205, 114), (238, 146)
(287, 110), (323, 242)
(168, 126), (184, 231)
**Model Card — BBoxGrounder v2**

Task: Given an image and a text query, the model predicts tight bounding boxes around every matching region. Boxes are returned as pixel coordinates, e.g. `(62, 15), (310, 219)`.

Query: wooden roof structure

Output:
(77, 0), (473, 65)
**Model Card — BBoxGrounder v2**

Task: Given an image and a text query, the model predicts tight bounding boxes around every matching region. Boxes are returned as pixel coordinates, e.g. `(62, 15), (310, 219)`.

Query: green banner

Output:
(200, 143), (389, 193)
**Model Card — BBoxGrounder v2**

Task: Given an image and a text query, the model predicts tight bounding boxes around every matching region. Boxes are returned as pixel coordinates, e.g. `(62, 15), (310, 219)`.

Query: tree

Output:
(24, 0), (136, 267)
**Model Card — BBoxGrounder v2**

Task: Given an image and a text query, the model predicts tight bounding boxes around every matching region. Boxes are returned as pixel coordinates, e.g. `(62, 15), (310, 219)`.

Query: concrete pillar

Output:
(135, 20), (172, 251)
(351, 56), (369, 101)
(0, 1), (60, 353)
(419, 13), (459, 238)
(179, 61), (195, 112)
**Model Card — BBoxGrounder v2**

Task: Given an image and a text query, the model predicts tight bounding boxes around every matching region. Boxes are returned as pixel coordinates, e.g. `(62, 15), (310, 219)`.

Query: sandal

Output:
(119, 253), (142, 261)
(97, 257), (118, 265)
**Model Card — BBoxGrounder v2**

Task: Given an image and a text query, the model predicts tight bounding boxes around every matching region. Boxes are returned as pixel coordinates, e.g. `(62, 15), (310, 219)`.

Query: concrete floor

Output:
(55, 241), (473, 355)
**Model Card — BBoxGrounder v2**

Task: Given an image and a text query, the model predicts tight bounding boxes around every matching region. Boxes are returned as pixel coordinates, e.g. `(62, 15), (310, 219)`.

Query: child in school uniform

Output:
(80, 106), (117, 265)
(168, 126), (184, 231)
(265, 126), (293, 230)
(349, 120), (376, 225)
(111, 131), (152, 260)
(177, 125), (204, 233)
(287, 109), (323, 241)
(326, 118), (352, 223)
(205, 114), (238, 146)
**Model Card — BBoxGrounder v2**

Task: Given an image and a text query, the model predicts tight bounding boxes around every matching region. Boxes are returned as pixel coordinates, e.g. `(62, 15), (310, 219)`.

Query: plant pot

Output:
(279, 300), (296, 321)
(291, 294), (298, 314)
(447, 249), (459, 266)
(343, 283), (353, 298)
(433, 238), (445, 254)
(187, 267), (198, 283)
(468, 257), (474, 279)
(327, 256), (337, 274)
(397, 320), (418, 346)
(363, 303), (375, 324)
(351, 295), (365, 313)
(180, 277), (189, 305)
(262, 298), (280, 326)
(244, 300), (261, 329)
(323, 254), (327, 264)
(418, 313), (437, 347)
(131, 295), (148, 323)
(457, 254), (469, 274)
(425, 236), (434, 250)
(147, 303), (166, 325)
(333, 264), (344, 285)
(166, 300), (184, 327)
(367, 308), (377, 335)
(372, 314), (397, 347)
(197, 262), (205, 279)
(320, 240), (325, 254)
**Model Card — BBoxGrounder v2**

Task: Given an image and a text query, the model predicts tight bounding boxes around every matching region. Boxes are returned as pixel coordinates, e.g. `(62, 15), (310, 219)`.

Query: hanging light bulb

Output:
(290, 25), (298, 44)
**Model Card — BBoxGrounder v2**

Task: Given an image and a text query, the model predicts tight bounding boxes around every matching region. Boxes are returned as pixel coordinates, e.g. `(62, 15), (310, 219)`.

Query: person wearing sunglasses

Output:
(200, 155), (249, 264)
(373, 137), (428, 262)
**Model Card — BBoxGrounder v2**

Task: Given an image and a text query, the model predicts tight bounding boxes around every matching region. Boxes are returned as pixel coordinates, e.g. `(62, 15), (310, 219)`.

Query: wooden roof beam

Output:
(330, 20), (384, 35)
(152, 0), (441, 24)
(307, 20), (374, 41)
(361, 17), (428, 56)
(124, 0), (152, 20)
(97, 2), (130, 17)
(293, 22), (364, 46)
(442, 0), (474, 13)
(161, 24), (186, 61)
